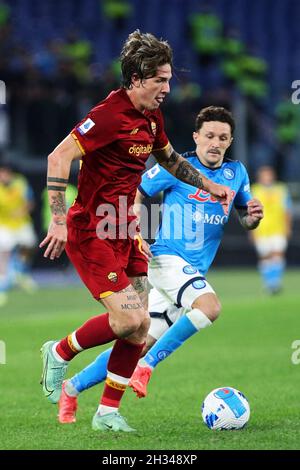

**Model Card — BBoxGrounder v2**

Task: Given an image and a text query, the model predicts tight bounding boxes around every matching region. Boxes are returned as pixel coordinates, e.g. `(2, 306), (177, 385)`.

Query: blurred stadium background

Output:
(1, 0), (300, 451)
(0, 0), (299, 272)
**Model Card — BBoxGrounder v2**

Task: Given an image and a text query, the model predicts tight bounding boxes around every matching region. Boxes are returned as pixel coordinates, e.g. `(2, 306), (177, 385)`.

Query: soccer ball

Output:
(201, 387), (250, 430)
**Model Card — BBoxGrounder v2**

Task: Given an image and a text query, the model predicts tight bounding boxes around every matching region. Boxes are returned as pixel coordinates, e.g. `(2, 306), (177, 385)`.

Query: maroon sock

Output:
(56, 313), (117, 361)
(101, 339), (145, 407)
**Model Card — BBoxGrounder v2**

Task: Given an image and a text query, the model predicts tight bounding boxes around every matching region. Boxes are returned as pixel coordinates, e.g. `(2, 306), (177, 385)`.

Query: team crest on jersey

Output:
(183, 265), (197, 275)
(223, 168), (235, 180)
(108, 272), (118, 283)
(150, 121), (157, 136)
(78, 118), (95, 135)
(192, 280), (206, 289)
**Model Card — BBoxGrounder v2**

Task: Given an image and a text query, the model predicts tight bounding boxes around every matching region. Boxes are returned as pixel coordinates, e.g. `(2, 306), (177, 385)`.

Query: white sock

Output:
(97, 404), (118, 416)
(186, 309), (212, 330)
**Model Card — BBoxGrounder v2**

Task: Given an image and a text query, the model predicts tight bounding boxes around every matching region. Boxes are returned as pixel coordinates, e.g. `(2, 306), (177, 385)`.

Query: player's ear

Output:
(193, 131), (199, 144)
(131, 73), (141, 87)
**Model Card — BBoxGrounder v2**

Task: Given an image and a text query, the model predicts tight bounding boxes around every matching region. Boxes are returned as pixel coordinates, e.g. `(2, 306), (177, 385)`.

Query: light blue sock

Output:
(144, 315), (198, 369)
(272, 258), (285, 289)
(0, 253), (14, 293)
(259, 260), (275, 290)
(0, 268), (12, 293)
(259, 259), (285, 291)
(70, 347), (112, 393)
(11, 250), (27, 274)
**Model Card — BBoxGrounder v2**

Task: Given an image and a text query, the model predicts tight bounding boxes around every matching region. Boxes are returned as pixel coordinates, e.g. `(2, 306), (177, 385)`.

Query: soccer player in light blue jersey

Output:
(58, 106), (264, 423)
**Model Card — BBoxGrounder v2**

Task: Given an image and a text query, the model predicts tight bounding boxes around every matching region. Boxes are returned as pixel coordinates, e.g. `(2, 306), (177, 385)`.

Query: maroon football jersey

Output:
(69, 88), (168, 232)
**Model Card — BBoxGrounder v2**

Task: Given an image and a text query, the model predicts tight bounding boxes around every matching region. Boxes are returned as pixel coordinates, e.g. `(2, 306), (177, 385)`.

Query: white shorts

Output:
(254, 235), (287, 257)
(147, 254), (215, 339)
(148, 288), (187, 339)
(0, 224), (37, 251)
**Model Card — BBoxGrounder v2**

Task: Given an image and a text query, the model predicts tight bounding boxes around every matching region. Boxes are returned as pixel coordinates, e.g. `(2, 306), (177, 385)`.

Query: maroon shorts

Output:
(66, 226), (148, 300)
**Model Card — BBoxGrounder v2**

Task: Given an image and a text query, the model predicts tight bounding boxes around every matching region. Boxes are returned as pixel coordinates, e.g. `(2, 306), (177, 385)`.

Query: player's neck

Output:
(125, 89), (145, 113)
(196, 153), (223, 170)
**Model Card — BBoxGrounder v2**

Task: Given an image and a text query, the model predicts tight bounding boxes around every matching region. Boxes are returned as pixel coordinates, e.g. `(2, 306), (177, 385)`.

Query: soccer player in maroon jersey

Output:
(39, 30), (231, 432)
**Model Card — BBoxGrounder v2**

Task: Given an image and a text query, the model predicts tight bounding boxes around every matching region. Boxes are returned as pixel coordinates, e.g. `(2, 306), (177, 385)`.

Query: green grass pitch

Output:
(0, 269), (300, 450)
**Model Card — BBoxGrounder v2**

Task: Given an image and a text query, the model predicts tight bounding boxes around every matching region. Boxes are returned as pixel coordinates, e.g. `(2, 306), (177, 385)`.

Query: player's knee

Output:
(143, 334), (156, 356)
(114, 309), (147, 337)
(123, 313), (150, 343)
(207, 298), (221, 322)
(120, 318), (141, 337)
(192, 294), (221, 323)
(138, 315), (151, 338)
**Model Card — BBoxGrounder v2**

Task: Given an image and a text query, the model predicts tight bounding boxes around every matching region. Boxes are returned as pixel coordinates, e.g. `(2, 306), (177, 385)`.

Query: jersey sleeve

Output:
(139, 163), (177, 197)
(234, 162), (252, 209)
(152, 109), (169, 151)
(71, 104), (120, 154)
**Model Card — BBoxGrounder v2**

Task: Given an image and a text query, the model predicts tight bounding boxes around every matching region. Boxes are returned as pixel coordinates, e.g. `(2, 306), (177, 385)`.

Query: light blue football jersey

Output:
(139, 151), (252, 275)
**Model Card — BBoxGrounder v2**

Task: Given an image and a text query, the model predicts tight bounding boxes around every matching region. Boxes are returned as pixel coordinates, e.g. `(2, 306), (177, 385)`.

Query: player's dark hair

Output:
(195, 106), (235, 134)
(120, 29), (173, 89)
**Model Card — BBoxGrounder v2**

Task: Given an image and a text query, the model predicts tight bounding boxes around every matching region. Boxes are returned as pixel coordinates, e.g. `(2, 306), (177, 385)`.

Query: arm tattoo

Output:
(158, 150), (204, 189)
(50, 193), (66, 218)
(164, 150), (179, 169)
(175, 160), (204, 189)
(47, 177), (68, 184)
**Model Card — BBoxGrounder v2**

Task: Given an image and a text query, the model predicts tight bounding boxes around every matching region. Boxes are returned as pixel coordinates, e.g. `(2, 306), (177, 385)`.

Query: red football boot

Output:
(128, 365), (152, 398)
(58, 381), (78, 423)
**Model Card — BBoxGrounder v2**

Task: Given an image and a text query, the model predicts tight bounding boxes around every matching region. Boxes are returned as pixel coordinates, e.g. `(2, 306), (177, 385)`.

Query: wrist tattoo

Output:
(50, 193), (66, 216)
(47, 185), (67, 192)
(47, 177), (68, 184)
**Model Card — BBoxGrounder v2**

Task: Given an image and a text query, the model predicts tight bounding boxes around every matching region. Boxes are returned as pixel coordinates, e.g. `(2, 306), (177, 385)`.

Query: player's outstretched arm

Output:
(153, 144), (232, 215)
(39, 134), (83, 260)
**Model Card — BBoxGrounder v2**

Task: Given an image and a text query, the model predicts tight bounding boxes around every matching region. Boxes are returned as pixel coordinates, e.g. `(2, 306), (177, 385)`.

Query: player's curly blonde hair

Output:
(120, 29), (173, 89)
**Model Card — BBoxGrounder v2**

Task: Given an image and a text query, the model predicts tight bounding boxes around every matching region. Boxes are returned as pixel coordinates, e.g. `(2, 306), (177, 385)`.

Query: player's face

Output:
(193, 121), (233, 168)
(130, 64), (172, 112)
(257, 166), (275, 186)
(0, 168), (12, 185)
